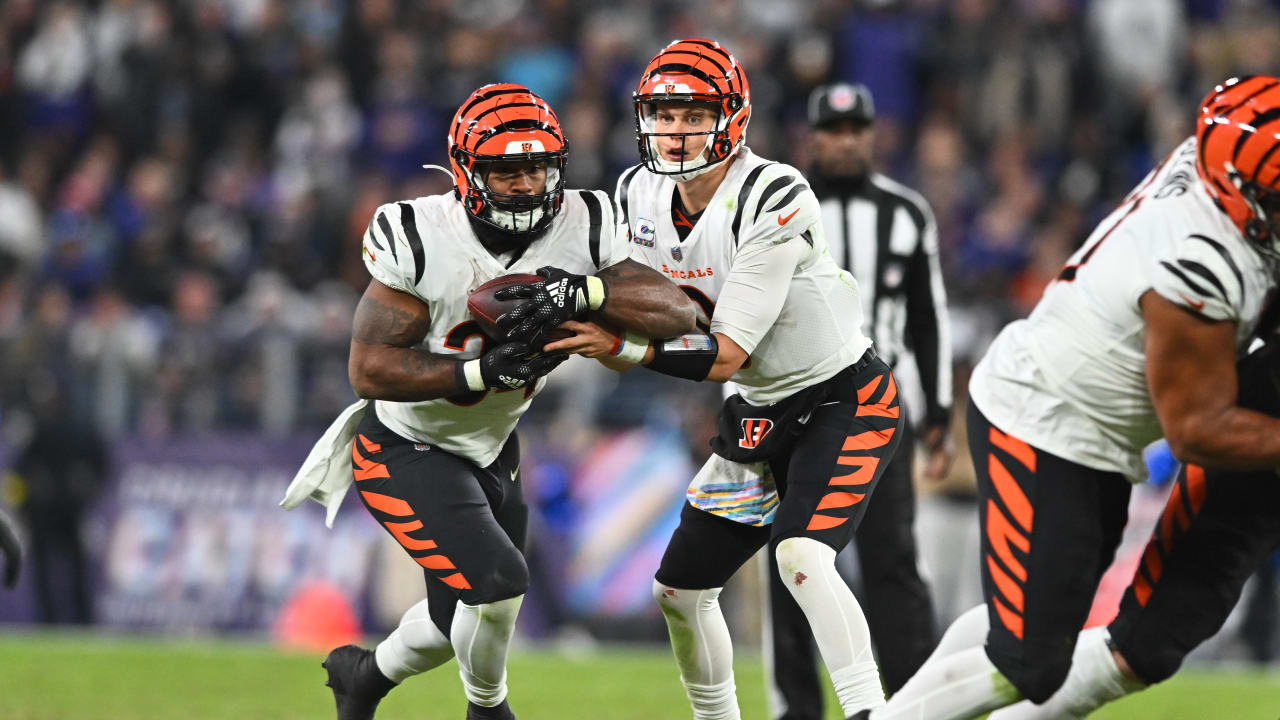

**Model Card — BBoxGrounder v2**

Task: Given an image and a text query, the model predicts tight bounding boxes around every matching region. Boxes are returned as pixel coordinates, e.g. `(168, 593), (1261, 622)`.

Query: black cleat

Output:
(322, 645), (397, 720)
(465, 698), (516, 720)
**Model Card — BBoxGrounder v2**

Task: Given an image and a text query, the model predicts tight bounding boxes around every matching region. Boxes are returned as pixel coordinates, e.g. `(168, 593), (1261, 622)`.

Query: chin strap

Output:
(421, 163), (453, 178)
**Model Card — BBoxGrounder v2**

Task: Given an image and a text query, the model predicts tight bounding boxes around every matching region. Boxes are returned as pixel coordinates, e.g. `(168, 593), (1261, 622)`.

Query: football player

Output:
(285, 84), (696, 720)
(511, 39), (903, 719)
(988, 337), (1280, 719)
(857, 76), (1280, 720)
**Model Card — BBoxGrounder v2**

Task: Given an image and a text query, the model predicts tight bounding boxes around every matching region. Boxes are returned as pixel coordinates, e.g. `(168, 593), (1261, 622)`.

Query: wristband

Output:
(584, 275), (607, 311)
(611, 330), (650, 364)
(645, 332), (719, 381)
(459, 359), (486, 392)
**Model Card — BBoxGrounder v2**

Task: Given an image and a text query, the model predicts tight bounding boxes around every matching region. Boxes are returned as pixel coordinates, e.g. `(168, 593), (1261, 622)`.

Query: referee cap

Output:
(808, 83), (875, 128)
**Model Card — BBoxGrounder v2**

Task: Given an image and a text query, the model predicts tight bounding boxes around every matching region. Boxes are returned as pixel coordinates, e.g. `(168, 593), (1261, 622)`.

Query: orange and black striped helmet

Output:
(1196, 76), (1280, 252)
(447, 83), (567, 236)
(633, 39), (750, 181)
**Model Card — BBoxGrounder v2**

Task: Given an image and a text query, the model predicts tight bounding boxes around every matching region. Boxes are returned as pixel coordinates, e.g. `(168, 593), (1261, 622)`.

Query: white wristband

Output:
(462, 359), (486, 392)
(612, 330), (650, 364)
(584, 275), (606, 310)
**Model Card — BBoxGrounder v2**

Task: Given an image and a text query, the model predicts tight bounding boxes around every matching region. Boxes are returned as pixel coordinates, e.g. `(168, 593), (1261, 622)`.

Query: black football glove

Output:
(0, 510), (21, 589)
(493, 266), (608, 342)
(457, 341), (569, 393)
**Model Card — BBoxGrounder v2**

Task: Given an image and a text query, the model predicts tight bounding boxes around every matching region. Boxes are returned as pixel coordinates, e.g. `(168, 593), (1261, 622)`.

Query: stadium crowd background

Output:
(1, 0), (1278, 660)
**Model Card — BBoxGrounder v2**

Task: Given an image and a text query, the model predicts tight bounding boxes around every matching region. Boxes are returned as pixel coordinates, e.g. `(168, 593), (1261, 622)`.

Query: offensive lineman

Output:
(862, 76), (1280, 720)
(281, 84), (696, 720)
(988, 336), (1280, 719)
(508, 39), (903, 719)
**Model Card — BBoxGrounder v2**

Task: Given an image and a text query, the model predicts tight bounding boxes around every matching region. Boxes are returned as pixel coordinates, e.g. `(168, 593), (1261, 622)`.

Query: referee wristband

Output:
(610, 330), (649, 364)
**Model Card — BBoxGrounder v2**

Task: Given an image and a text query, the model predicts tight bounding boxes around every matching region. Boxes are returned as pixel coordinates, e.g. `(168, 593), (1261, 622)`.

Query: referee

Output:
(762, 83), (953, 720)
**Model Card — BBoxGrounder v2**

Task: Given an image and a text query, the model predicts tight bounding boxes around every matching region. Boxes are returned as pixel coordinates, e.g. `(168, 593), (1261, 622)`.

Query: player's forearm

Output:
(348, 344), (462, 401)
(598, 277), (697, 337)
(1167, 407), (1280, 469)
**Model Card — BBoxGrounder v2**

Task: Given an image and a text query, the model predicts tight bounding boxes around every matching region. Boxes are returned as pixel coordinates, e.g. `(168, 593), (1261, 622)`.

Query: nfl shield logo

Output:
(671, 245), (683, 261)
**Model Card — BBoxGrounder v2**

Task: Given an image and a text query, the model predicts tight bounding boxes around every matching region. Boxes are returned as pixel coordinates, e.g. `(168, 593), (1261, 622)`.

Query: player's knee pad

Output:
(471, 594), (524, 630)
(653, 579), (721, 617)
(467, 548), (529, 605)
(774, 535), (837, 582)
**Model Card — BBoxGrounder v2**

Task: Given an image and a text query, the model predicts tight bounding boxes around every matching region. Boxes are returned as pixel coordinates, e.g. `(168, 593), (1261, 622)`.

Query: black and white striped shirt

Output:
(815, 171), (952, 429)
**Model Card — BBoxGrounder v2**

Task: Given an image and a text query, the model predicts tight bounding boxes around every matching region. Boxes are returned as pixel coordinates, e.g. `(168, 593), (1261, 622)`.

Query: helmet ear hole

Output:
(715, 137), (732, 157)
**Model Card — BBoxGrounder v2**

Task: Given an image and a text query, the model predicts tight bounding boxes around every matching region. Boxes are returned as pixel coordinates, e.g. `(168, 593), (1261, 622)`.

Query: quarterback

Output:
(864, 76), (1280, 720)
(282, 84), (695, 720)
(527, 39), (903, 719)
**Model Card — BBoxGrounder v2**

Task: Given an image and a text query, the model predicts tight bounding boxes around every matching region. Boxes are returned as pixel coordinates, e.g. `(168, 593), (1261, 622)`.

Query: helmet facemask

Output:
(455, 149), (566, 236)
(635, 96), (744, 182)
(1226, 161), (1280, 267)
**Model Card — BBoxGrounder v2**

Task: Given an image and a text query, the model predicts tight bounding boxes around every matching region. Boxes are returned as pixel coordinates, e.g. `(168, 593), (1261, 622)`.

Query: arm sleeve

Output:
(709, 181), (820, 354)
(905, 206), (953, 428)
(362, 202), (429, 302)
(1149, 233), (1246, 322)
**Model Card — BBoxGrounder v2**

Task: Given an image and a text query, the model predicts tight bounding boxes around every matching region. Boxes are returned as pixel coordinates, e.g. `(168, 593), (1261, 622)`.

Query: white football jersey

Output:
(361, 189), (631, 467)
(618, 148), (872, 524)
(970, 137), (1275, 480)
(618, 148), (873, 406)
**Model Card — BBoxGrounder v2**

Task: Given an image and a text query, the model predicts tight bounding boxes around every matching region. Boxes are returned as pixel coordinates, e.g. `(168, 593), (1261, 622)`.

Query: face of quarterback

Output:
(811, 120), (874, 180)
(650, 101), (719, 164)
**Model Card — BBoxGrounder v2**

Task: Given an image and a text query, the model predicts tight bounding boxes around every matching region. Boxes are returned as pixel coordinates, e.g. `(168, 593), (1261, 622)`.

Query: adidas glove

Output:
(457, 341), (569, 392)
(494, 266), (607, 342)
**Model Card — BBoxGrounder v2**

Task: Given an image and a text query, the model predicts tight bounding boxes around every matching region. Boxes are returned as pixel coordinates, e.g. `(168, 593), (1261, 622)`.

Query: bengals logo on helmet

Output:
(446, 83), (568, 235)
(633, 39), (751, 180)
(1195, 75), (1280, 247)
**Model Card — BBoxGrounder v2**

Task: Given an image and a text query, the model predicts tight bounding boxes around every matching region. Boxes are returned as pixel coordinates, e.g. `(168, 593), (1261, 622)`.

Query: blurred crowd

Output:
(2, 0), (1279, 443)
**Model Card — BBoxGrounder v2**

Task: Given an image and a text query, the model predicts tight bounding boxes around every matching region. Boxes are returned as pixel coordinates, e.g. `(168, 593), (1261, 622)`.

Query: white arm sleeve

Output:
(710, 237), (807, 354)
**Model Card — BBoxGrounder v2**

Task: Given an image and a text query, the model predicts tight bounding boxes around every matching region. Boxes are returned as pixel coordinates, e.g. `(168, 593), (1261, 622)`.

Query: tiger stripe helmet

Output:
(448, 83), (567, 236)
(1196, 75), (1280, 254)
(633, 39), (750, 182)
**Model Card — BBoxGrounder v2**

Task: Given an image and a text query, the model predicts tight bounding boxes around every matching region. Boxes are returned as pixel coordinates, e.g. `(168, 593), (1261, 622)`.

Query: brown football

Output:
(467, 273), (573, 342)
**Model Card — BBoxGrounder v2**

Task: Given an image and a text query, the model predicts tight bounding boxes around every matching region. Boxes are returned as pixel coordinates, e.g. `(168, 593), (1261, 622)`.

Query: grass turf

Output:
(1, 632), (1278, 719)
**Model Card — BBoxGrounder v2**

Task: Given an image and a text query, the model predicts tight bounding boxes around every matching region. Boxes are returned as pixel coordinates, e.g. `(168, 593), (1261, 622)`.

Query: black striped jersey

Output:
(617, 148), (873, 406)
(361, 189), (630, 467)
(969, 136), (1275, 480)
(817, 172), (952, 429)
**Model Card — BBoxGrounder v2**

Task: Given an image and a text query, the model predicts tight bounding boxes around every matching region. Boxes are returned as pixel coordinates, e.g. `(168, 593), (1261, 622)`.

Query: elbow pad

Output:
(645, 333), (719, 381)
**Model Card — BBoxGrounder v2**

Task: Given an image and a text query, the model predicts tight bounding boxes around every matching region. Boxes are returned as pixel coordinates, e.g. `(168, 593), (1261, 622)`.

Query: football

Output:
(467, 273), (574, 342)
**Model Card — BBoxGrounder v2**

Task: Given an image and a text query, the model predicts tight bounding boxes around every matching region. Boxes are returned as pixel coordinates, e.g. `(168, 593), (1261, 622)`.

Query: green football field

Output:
(1, 631), (1277, 719)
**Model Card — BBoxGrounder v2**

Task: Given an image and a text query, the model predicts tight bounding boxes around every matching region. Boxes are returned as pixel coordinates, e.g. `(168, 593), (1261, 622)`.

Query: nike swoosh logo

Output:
(1179, 295), (1206, 310)
(778, 208), (800, 226)
(509, 467), (519, 482)
(364, 244), (376, 262)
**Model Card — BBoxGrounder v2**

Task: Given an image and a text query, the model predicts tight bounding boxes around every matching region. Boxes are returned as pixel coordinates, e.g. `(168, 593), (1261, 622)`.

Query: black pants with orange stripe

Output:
(656, 356), (905, 590)
(351, 407), (529, 638)
(1109, 462), (1280, 684)
(1106, 340), (1280, 684)
(967, 401), (1131, 703)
